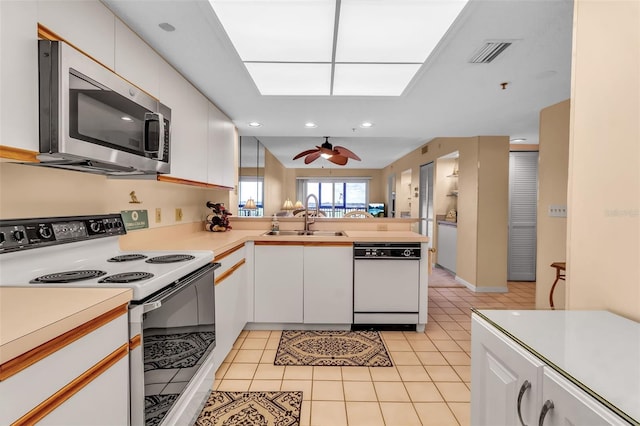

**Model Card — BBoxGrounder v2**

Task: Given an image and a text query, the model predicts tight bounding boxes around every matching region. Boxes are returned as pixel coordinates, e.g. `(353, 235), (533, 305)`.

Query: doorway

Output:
(387, 174), (396, 218)
(419, 162), (434, 242)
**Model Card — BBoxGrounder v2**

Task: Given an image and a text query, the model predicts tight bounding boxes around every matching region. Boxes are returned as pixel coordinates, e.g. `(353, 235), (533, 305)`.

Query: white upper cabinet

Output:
(114, 20), (161, 97)
(37, 0), (115, 69)
(159, 63), (208, 183)
(207, 103), (236, 188)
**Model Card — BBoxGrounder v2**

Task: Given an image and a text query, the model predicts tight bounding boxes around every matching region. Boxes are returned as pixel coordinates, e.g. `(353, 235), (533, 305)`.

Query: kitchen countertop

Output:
(0, 287), (132, 366)
(473, 309), (640, 425)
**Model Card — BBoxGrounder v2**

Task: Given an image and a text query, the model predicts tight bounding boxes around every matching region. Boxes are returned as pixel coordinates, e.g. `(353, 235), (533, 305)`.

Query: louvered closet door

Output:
(508, 152), (539, 281)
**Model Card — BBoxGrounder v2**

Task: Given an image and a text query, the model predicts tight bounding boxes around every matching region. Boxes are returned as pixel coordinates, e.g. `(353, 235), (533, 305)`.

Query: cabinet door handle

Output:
(517, 380), (531, 426)
(538, 400), (554, 426)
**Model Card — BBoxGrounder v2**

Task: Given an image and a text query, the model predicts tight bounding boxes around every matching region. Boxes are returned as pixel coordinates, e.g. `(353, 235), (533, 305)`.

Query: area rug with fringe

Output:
(274, 330), (392, 367)
(195, 391), (302, 426)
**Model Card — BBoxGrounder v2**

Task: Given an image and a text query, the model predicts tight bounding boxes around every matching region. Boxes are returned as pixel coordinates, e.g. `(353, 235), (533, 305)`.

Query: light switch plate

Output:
(548, 205), (567, 217)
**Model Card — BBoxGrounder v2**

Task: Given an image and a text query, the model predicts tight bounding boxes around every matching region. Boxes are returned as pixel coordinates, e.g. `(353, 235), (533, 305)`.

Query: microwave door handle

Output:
(143, 112), (164, 157)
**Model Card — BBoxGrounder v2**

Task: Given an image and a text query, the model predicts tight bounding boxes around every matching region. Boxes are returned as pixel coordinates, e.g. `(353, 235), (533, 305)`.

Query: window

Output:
(238, 177), (264, 216)
(298, 178), (369, 217)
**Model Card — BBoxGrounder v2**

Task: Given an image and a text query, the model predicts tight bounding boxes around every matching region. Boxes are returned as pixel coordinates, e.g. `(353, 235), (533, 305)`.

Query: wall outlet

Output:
(155, 208), (161, 223)
(175, 208), (183, 222)
(548, 205), (567, 217)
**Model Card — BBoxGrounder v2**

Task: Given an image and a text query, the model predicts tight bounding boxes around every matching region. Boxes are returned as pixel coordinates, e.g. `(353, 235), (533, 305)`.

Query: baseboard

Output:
(454, 276), (508, 293)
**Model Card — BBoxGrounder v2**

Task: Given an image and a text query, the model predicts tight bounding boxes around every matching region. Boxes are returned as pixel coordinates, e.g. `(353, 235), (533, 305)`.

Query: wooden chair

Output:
(549, 262), (566, 309)
(344, 210), (374, 218)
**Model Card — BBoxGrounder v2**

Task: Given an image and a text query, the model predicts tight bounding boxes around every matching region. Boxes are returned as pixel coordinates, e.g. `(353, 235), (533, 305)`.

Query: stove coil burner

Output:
(31, 270), (107, 283)
(98, 272), (154, 283)
(146, 254), (196, 264)
(107, 254), (148, 262)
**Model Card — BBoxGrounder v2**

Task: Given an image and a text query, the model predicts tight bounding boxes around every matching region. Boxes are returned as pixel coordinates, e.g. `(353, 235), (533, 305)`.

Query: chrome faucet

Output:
(304, 194), (319, 232)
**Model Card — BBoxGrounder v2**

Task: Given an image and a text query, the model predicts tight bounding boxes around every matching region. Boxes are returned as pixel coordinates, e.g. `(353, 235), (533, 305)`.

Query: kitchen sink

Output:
(262, 230), (347, 237)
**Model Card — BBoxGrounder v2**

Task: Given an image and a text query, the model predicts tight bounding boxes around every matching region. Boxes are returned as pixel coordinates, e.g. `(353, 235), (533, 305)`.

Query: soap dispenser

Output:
(271, 214), (279, 232)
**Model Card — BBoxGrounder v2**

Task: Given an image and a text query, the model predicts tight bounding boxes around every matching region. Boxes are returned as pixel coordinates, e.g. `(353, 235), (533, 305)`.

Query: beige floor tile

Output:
(390, 351), (421, 365)
(442, 351), (471, 366)
(247, 330), (272, 338)
(435, 382), (471, 402)
(446, 330), (472, 340)
(343, 381), (378, 401)
(313, 366), (342, 380)
(416, 351), (449, 366)
(373, 381), (411, 402)
(433, 339), (463, 352)
(312, 380), (344, 401)
(404, 331), (430, 340)
(260, 349), (277, 363)
(408, 339), (438, 351)
(284, 366), (314, 380)
(404, 381), (444, 402)
(380, 331), (408, 340)
(449, 402), (471, 426)
(253, 364), (285, 380)
(397, 365), (431, 382)
(310, 401), (347, 426)
(300, 400), (311, 426)
(341, 366), (371, 381)
(249, 379), (282, 391)
(413, 402), (459, 426)
(215, 362), (230, 379)
(453, 365), (471, 382)
(233, 349), (264, 363)
(346, 402), (385, 426)
(425, 328), (453, 340)
(239, 330), (249, 337)
(425, 365), (462, 382)
(369, 366), (402, 381)
(457, 340), (472, 352)
(232, 337), (244, 349)
(379, 402), (421, 425)
(439, 321), (465, 331)
(223, 349), (238, 363)
(281, 379), (312, 397)
(266, 337), (281, 349)
(216, 379), (251, 391)
(241, 338), (268, 350)
(384, 339), (413, 351)
(224, 363), (258, 380)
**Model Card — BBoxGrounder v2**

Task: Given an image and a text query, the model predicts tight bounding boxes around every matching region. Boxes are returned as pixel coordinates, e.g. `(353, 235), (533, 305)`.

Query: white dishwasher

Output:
(353, 242), (421, 326)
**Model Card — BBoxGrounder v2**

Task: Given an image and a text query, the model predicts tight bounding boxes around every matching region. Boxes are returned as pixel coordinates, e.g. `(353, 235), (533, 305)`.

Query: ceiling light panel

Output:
(333, 64), (421, 96)
(245, 63), (331, 95)
(209, 0), (336, 62)
(336, 0), (468, 63)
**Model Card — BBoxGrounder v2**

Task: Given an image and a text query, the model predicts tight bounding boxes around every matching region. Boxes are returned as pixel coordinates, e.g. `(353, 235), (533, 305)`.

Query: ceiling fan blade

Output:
(328, 155), (348, 166)
(293, 149), (319, 160)
(317, 145), (335, 157)
(335, 146), (361, 161)
(304, 151), (321, 164)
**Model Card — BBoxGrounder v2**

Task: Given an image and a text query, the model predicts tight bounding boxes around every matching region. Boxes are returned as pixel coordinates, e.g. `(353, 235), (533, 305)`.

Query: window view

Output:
(238, 178), (264, 216)
(300, 179), (368, 217)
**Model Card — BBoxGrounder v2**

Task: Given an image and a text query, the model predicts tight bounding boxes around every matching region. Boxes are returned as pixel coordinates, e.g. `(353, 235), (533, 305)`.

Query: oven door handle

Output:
(140, 262), (220, 313)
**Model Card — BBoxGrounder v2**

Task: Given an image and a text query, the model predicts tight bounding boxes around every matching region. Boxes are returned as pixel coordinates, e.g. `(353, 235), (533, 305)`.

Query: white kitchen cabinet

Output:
(207, 102), (236, 188)
(114, 19), (161, 97)
(0, 1), (39, 153)
(437, 222), (457, 273)
(0, 311), (129, 425)
(37, 0), (116, 69)
(471, 312), (633, 426)
(159, 63), (209, 183)
(303, 245), (353, 324)
(214, 244), (250, 371)
(254, 243), (304, 323)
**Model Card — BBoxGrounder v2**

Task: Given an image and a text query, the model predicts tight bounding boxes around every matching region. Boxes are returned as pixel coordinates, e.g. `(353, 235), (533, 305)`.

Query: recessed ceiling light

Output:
(360, 121), (374, 128)
(305, 122), (318, 128)
(158, 22), (175, 32)
(510, 138), (527, 143)
(248, 121), (262, 127)
(121, 116), (133, 122)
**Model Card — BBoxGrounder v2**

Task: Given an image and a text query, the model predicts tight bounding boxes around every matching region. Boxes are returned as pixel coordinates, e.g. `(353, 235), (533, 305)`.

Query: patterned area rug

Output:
(145, 394), (178, 426)
(144, 331), (215, 371)
(195, 391), (302, 426)
(274, 330), (393, 367)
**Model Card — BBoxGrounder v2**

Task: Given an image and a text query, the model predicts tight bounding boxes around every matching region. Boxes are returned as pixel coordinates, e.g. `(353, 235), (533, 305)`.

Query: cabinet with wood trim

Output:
(213, 243), (250, 371)
(0, 306), (129, 426)
(114, 19), (162, 97)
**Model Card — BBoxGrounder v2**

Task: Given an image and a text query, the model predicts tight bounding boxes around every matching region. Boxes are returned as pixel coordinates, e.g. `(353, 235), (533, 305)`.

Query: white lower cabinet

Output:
(471, 314), (628, 426)
(303, 245), (353, 324)
(254, 244), (304, 323)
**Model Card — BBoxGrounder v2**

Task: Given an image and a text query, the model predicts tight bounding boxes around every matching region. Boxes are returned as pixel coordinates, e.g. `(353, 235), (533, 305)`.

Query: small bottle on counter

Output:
(271, 214), (279, 232)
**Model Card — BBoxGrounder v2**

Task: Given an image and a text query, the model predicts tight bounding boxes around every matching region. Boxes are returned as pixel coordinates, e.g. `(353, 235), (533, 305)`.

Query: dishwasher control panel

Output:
(354, 242), (421, 259)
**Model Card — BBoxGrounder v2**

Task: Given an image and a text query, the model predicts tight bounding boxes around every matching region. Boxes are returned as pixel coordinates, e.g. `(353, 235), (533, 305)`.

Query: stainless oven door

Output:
(129, 262), (219, 426)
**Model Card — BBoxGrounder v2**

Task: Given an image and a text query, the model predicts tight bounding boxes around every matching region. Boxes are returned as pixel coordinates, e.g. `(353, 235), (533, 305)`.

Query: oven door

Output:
(129, 262), (219, 426)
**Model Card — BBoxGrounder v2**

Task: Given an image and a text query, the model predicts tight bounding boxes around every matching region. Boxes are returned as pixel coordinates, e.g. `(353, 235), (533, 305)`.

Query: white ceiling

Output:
(102, 0), (574, 169)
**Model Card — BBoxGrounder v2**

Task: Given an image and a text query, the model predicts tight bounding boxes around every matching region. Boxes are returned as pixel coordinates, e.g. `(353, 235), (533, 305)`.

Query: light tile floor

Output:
(214, 273), (536, 426)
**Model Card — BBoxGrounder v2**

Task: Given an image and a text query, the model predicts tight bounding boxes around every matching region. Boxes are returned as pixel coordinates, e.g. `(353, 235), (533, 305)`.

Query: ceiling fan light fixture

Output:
(321, 153), (332, 159)
(293, 137), (361, 166)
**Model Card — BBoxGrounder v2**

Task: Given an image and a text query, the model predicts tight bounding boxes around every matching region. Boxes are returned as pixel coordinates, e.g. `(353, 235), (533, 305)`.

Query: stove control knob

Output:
(90, 222), (102, 233)
(0, 233), (5, 244)
(12, 230), (25, 242)
(105, 222), (114, 230)
(39, 227), (53, 239)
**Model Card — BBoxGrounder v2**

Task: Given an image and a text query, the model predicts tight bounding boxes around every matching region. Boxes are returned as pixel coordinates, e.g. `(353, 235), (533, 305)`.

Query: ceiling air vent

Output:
(469, 41), (512, 63)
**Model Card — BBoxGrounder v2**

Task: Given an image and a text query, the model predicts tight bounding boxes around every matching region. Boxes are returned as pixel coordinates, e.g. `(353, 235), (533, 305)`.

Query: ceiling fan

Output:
(292, 137), (361, 166)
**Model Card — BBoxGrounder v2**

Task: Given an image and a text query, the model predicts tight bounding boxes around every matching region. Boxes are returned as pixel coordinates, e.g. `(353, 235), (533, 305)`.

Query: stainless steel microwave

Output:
(37, 40), (171, 176)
